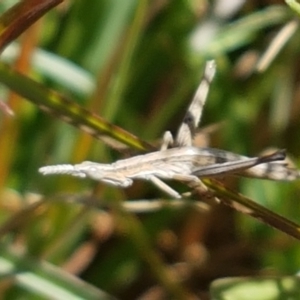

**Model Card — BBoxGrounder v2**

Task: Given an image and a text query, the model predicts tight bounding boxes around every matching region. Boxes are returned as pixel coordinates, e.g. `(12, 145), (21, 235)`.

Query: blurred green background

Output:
(0, 0), (300, 299)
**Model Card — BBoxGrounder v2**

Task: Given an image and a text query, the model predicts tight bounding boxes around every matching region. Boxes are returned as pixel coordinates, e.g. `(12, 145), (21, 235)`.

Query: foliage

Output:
(0, 0), (300, 299)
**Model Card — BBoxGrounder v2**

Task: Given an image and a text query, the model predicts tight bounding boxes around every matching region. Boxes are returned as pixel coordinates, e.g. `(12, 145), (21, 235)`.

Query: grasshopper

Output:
(39, 61), (300, 198)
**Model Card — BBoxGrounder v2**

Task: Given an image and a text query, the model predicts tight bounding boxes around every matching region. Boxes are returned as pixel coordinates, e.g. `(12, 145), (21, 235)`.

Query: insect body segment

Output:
(39, 147), (288, 198)
(39, 61), (300, 198)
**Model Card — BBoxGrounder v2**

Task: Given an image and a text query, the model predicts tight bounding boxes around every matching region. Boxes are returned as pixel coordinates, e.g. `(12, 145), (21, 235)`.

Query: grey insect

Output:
(39, 61), (300, 198)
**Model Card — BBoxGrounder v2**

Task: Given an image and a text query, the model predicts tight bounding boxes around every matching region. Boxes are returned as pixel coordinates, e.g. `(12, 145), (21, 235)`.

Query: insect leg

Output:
(171, 174), (216, 200)
(193, 150), (286, 177)
(175, 60), (216, 147)
(160, 131), (174, 150)
(172, 174), (202, 186)
(148, 175), (181, 199)
(172, 174), (207, 194)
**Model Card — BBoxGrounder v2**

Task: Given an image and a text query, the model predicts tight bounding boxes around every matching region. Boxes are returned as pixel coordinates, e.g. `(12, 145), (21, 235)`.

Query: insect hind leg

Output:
(172, 174), (216, 200)
(148, 175), (181, 199)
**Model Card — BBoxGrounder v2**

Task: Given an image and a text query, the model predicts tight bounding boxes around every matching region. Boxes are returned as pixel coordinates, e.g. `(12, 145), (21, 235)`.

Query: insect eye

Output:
(184, 113), (194, 125)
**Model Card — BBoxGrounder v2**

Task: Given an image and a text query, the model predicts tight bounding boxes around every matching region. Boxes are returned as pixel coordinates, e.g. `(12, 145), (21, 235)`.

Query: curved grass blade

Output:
(203, 178), (300, 240)
(0, 61), (154, 151)
(0, 247), (115, 300)
(0, 0), (63, 52)
(211, 277), (300, 299)
(286, 0), (300, 16)
(2, 42), (96, 96)
(202, 6), (292, 56)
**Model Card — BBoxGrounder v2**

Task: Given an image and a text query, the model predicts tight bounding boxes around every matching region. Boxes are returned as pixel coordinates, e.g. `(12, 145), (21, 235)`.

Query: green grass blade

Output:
(211, 277), (300, 300)
(203, 179), (300, 240)
(203, 6), (292, 55)
(286, 0), (300, 16)
(0, 247), (115, 300)
(0, 61), (153, 151)
(103, 0), (147, 121)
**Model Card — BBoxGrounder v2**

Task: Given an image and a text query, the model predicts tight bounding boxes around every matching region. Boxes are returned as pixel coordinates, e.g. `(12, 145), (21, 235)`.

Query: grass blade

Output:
(203, 178), (300, 240)
(0, 61), (153, 151)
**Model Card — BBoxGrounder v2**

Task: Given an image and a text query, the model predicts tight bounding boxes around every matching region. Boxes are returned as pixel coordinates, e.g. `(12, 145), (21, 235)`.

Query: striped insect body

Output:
(39, 61), (300, 198)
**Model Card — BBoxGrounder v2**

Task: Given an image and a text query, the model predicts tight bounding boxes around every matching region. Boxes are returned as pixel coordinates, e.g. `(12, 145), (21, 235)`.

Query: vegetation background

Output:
(0, 0), (300, 299)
